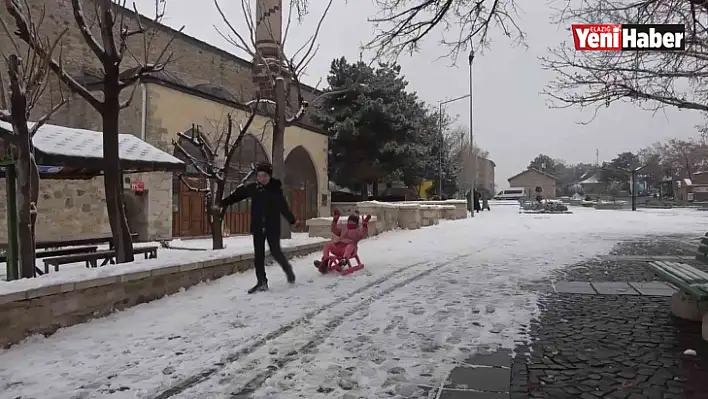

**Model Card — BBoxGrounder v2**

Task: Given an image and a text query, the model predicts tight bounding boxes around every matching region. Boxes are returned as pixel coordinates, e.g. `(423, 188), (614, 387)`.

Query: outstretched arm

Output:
(278, 189), (297, 224)
(331, 209), (342, 236)
(220, 183), (254, 207)
(357, 215), (371, 240)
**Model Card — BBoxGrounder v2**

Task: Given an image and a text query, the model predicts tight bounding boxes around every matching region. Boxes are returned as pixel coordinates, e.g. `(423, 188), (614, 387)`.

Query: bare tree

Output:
(172, 106), (261, 250)
(659, 137), (708, 178)
(5, 0), (182, 263)
(446, 126), (488, 193)
(542, 0), (708, 124)
(0, 9), (66, 278)
(366, 0), (524, 61)
(213, 0), (334, 238)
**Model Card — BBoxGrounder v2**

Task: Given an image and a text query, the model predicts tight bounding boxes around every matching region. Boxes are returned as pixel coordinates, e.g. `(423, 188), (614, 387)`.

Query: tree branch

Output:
(71, 0), (107, 61)
(5, 0), (103, 109)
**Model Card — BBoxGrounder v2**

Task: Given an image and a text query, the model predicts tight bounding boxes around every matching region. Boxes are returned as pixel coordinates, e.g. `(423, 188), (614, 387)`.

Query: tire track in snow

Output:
(217, 251), (481, 398)
(151, 252), (475, 399)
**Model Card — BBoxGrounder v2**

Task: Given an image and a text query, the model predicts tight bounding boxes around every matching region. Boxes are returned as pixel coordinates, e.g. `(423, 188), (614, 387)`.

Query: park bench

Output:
(647, 261), (708, 301)
(646, 260), (708, 341)
(43, 245), (158, 271)
(0, 245), (99, 264)
(695, 233), (708, 264)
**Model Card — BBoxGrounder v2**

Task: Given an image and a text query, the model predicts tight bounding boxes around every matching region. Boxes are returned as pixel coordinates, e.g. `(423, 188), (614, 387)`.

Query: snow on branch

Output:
(213, 0), (333, 125)
(0, 4), (67, 137)
(172, 102), (260, 193)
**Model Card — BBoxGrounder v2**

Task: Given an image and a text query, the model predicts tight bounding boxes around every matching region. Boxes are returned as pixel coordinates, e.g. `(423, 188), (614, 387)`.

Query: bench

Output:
(695, 233), (708, 264)
(0, 245), (98, 264)
(43, 246), (158, 271)
(647, 260), (708, 340)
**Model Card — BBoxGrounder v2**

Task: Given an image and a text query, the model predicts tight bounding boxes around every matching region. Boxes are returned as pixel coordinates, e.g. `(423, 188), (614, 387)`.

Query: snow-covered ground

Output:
(1, 207), (707, 399)
(0, 233), (326, 294)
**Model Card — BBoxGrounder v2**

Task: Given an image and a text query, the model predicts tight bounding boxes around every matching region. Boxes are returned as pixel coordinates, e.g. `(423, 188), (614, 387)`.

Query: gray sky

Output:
(136, 0), (704, 189)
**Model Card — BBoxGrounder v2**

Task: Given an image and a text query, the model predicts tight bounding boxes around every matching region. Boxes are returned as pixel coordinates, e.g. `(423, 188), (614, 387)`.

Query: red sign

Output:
(131, 180), (145, 193)
(571, 24), (685, 51)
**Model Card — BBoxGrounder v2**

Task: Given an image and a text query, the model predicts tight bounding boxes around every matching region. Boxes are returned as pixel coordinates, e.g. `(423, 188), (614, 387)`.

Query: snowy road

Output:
(2, 207), (708, 398)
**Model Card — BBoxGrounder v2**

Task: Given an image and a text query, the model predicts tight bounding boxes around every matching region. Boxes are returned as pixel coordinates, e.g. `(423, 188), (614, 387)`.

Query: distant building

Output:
(578, 172), (604, 194)
(507, 168), (558, 198)
(476, 157), (496, 196)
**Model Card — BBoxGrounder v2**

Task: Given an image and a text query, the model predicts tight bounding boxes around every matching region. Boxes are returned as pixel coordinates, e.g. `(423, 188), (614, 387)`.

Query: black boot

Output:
(315, 259), (328, 274)
(247, 281), (268, 294)
(285, 267), (296, 284)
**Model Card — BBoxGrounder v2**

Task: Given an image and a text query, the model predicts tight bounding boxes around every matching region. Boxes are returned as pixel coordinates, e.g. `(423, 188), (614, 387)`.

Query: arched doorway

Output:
(172, 131), (269, 237)
(284, 146), (318, 232)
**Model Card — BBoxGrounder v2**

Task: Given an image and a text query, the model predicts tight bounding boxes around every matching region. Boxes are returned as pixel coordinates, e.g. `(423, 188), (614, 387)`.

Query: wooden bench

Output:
(0, 245), (98, 264)
(43, 246), (158, 271)
(647, 261), (708, 300)
(695, 233), (708, 264)
(647, 260), (708, 341)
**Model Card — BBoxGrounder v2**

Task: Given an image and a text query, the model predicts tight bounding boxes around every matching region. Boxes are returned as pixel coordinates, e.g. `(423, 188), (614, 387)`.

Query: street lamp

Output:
(438, 94), (470, 197)
(468, 46), (475, 209)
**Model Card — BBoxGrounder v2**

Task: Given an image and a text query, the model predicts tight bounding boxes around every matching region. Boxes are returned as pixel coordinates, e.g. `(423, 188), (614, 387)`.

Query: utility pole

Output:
(468, 46), (475, 217)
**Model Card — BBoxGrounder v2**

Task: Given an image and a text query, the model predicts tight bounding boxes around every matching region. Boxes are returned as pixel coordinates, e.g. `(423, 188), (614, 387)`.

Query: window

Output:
(504, 190), (523, 195)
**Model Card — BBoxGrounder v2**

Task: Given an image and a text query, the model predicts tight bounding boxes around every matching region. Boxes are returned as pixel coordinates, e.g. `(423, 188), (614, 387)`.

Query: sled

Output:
(319, 253), (365, 275)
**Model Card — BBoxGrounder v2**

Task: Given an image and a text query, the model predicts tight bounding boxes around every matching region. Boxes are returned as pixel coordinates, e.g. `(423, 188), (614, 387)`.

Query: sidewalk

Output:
(506, 236), (708, 399)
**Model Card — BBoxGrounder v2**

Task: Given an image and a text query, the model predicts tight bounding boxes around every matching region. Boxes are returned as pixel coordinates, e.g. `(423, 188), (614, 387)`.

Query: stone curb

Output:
(0, 242), (322, 306)
(0, 241), (323, 348)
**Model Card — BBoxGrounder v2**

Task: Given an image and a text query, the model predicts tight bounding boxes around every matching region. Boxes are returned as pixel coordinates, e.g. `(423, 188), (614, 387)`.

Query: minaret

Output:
(253, 0), (283, 100)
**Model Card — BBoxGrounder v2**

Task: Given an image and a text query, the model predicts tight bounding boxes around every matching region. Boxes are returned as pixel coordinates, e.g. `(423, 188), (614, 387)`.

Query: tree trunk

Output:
(372, 181), (379, 197)
(102, 77), (134, 263)
(15, 147), (37, 278)
(7, 55), (36, 278)
(209, 179), (224, 249)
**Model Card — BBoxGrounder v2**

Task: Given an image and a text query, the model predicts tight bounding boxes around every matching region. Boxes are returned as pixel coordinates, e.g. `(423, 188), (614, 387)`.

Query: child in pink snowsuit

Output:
(314, 209), (370, 273)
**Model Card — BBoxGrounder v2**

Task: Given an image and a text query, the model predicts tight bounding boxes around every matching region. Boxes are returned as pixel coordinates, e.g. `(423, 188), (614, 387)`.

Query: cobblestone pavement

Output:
(551, 235), (707, 283)
(509, 236), (708, 399)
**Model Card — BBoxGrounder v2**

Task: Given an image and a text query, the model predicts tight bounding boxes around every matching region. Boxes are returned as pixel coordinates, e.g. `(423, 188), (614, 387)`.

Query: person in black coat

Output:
(219, 163), (296, 294)
(473, 189), (482, 213)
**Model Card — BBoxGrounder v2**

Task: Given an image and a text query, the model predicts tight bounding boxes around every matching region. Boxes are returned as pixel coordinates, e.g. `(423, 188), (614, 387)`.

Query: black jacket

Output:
(220, 179), (296, 234)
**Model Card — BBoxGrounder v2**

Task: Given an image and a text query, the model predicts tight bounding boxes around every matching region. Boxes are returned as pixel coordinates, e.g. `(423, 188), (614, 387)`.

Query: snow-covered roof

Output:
(0, 121), (184, 177)
(507, 168), (557, 182)
(579, 174), (600, 184)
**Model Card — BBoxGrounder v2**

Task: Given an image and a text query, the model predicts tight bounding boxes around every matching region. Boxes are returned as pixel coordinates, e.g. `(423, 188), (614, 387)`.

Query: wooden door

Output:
(173, 178), (209, 237)
(290, 189), (307, 232)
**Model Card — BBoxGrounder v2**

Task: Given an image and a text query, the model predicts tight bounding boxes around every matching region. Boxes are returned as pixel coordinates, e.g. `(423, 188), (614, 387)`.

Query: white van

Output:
(494, 187), (527, 200)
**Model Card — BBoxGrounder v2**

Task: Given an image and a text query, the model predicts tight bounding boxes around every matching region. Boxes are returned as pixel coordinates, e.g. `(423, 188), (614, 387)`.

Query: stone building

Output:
(507, 168), (557, 199)
(0, 1), (328, 240)
(476, 157), (496, 195)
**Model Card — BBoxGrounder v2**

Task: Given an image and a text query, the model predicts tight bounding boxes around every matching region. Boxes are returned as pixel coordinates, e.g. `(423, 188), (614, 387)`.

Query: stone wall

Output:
(0, 0), (327, 241)
(0, 242), (322, 348)
(312, 200), (465, 237)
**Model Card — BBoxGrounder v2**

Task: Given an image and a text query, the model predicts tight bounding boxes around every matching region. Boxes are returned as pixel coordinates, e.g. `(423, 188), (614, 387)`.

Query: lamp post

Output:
(438, 94), (470, 196)
(468, 46), (475, 206)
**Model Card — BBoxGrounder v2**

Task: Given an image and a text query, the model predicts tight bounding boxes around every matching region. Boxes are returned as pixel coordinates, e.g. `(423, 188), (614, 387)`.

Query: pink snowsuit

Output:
(320, 215), (369, 261)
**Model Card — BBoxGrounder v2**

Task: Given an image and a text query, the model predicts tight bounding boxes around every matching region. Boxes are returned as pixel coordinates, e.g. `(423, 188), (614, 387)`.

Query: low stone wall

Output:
(323, 200), (464, 238)
(420, 205), (442, 226)
(0, 242), (322, 348)
(305, 216), (380, 238)
(595, 202), (627, 210)
(398, 204), (422, 229)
